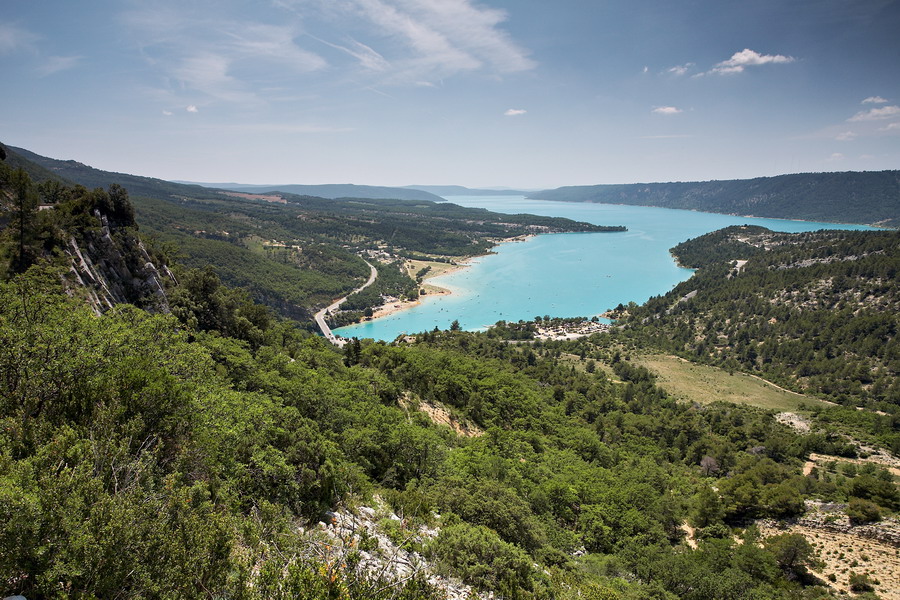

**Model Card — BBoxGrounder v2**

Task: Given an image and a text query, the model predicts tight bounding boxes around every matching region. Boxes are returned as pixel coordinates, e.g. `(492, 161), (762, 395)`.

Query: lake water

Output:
(334, 196), (874, 341)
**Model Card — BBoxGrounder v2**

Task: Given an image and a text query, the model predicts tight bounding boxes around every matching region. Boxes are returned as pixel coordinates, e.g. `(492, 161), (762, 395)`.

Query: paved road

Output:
(314, 260), (378, 347)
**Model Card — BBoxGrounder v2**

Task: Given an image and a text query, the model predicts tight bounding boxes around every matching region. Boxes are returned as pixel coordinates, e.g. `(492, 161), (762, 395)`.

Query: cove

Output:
(334, 196), (875, 341)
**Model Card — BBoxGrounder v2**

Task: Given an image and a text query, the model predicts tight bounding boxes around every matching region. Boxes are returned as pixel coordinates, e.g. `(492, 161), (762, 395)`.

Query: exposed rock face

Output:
(63, 210), (174, 314)
(760, 501), (900, 547)
(307, 501), (494, 600)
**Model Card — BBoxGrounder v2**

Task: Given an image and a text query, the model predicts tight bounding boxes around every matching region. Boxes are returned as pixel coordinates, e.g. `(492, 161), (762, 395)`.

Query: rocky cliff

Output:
(62, 210), (175, 314)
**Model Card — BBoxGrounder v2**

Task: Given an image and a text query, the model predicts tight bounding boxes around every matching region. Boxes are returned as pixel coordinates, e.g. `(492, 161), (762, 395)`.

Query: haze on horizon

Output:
(2, 0), (899, 189)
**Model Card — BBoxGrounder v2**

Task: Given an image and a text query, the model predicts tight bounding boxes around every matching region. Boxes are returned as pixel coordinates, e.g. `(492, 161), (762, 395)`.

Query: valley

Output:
(0, 144), (898, 600)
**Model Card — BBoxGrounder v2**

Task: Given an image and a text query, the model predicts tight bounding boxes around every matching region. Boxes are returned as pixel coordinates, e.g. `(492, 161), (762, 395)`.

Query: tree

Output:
(106, 183), (136, 226)
(700, 455), (720, 476)
(450, 319), (461, 331)
(7, 168), (39, 273)
(764, 533), (819, 579)
(847, 498), (881, 525)
(690, 486), (724, 528)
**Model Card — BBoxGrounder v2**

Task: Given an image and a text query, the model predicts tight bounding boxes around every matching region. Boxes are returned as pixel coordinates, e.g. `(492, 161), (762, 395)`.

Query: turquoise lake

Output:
(334, 196), (874, 341)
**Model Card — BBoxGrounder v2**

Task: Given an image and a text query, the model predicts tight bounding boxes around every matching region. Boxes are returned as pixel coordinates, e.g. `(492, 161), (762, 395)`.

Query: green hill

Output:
(620, 226), (900, 412)
(190, 181), (448, 202)
(531, 171), (900, 227)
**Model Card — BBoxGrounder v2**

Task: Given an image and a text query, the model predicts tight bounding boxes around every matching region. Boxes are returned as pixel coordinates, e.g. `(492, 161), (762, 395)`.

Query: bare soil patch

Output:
(759, 522), (900, 599)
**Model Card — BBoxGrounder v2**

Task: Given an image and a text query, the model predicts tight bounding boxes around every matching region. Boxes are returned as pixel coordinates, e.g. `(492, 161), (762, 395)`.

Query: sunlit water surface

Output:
(335, 196), (874, 341)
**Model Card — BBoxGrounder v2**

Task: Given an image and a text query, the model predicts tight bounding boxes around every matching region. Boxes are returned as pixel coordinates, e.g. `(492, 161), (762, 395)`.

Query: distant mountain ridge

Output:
(187, 181), (446, 203)
(405, 185), (531, 197)
(531, 171), (900, 228)
(8, 147), (446, 203)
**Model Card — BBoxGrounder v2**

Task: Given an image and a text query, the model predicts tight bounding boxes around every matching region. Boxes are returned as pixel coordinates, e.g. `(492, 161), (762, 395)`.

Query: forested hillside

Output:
(531, 171), (900, 227)
(213, 182), (446, 202)
(5, 144), (621, 323)
(619, 226), (900, 434)
(3, 158), (896, 598)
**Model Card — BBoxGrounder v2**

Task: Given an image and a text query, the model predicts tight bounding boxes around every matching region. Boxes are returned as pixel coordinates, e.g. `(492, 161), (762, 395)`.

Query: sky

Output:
(2, 0), (899, 188)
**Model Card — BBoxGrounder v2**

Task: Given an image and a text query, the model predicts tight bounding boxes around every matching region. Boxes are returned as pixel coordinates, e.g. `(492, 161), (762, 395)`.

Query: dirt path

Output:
(680, 521), (698, 549)
(745, 373), (808, 397)
(807, 452), (900, 478)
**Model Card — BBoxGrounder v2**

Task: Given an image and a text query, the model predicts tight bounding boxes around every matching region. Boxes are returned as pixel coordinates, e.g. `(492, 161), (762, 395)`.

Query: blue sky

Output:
(2, 0), (899, 188)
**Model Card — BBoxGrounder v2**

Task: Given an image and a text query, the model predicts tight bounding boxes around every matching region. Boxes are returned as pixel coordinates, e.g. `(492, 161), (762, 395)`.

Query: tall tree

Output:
(8, 168), (39, 274)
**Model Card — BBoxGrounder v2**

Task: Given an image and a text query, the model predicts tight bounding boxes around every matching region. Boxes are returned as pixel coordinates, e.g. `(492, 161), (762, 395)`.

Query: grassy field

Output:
(635, 354), (833, 412)
(404, 259), (464, 294)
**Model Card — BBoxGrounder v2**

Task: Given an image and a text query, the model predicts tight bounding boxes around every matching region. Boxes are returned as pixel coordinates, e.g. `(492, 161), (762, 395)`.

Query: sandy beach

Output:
(368, 261), (464, 319)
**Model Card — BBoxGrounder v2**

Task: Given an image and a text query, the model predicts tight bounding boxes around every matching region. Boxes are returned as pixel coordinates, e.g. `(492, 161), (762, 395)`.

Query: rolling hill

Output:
(531, 171), (900, 227)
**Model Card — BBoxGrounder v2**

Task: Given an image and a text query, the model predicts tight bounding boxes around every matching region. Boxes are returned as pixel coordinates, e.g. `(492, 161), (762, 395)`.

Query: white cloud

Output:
(186, 105), (199, 113)
(122, 7), (327, 105)
(848, 105), (900, 121)
(643, 66), (648, 74)
(227, 23), (326, 72)
(880, 122), (900, 132)
(277, 0), (534, 84)
(0, 23), (39, 54)
(652, 106), (682, 115)
(827, 153), (844, 161)
(323, 38), (391, 72)
(504, 108), (526, 116)
(835, 131), (856, 141)
(707, 48), (794, 75)
(862, 96), (889, 104)
(667, 63), (693, 76)
(162, 110), (173, 116)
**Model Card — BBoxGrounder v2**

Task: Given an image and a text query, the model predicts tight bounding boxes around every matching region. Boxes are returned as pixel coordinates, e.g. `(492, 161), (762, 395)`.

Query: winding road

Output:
(314, 260), (378, 347)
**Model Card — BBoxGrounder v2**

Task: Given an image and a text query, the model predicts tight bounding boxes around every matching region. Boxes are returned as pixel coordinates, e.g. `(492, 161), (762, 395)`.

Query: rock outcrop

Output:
(62, 210), (174, 314)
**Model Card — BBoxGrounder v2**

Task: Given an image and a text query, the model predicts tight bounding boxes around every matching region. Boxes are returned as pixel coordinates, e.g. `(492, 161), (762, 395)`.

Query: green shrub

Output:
(847, 498), (882, 525)
(425, 522), (533, 592)
(848, 572), (874, 592)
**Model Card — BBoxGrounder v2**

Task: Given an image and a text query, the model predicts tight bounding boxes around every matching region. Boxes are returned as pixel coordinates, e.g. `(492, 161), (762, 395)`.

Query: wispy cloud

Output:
(640, 134), (695, 139)
(122, 7), (327, 105)
(504, 108), (526, 116)
(279, 0), (535, 84)
(848, 105), (900, 121)
(0, 23), (39, 54)
(226, 23), (326, 72)
(321, 37), (391, 72)
(186, 105), (199, 113)
(835, 131), (856, 141)
(827, 153), (844, 161)
(0, 23), (79, 77)
(36, 55), (81, 77)
(880, 122), (900, 132)
(162, 110), (173, 116)
(652, 106), (682, 115)
(862, 96), (888, 104)
(704, 49), (794, 76)
(666, 63), (693, 76)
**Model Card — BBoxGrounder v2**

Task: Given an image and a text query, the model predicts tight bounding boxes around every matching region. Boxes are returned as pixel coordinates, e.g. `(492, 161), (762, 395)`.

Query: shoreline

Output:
(361, 234), (535, 323)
